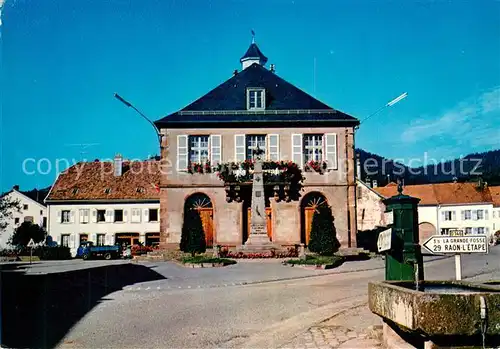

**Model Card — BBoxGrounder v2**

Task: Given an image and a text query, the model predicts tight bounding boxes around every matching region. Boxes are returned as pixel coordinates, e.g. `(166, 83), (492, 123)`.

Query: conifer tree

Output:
(308, 205), (340, 255)
(180, 208), (206, 256)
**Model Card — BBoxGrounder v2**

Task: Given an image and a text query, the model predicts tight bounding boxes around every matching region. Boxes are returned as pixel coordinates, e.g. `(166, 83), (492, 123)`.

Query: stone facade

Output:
(158, 126), (358, 249)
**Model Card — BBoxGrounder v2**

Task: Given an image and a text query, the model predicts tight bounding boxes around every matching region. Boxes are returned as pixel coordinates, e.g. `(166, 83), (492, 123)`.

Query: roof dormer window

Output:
(247, 88), (265, 110)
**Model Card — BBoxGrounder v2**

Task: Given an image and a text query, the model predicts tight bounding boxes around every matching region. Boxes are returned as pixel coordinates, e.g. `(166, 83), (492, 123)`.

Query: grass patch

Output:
(181, 255), (237, 265)
(285, 255), (344, 266)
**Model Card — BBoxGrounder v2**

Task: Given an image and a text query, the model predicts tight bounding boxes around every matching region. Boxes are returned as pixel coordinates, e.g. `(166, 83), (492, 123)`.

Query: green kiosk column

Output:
(382, 182), (424, 282)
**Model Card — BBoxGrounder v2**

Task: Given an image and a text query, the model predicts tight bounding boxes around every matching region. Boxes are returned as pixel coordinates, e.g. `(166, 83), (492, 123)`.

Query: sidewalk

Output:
(279, 304), (383, 349)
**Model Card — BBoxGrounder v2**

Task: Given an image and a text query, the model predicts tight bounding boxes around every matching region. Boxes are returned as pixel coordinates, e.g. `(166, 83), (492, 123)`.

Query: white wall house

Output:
(0, 186), (47, 248)
(491, 186), (500, 236)
(46, 202), (160, 256)
(374, 182), (496, 244)
(45, 156), (161, 256)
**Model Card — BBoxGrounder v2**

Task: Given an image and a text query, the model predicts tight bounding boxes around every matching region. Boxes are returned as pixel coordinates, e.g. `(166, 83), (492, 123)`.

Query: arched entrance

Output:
(300, 192), (328, 246)
(418, 222), (436, 243)
(184, 193), (214, 247)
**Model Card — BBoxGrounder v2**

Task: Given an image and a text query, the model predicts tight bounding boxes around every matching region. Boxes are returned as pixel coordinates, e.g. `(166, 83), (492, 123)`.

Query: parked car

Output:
(78, 241), (122, 260)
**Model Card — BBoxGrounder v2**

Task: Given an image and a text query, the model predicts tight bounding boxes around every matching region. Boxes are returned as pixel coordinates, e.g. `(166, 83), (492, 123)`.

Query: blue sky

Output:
(1, 0), (499, 192)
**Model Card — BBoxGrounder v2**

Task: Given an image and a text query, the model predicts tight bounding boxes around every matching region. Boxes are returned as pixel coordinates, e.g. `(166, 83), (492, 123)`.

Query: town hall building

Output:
(154, 38), (360, 250)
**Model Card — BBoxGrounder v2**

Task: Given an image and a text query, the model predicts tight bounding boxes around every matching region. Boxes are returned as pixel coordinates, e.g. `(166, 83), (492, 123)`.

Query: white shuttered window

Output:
(210, 135), (222, 164)
(268, 134), (279, 161)
(235, 134), (246, 162)
(177, 135), (188, 171)
(291, 134), (303, 167)
(324, 133), (338, 169)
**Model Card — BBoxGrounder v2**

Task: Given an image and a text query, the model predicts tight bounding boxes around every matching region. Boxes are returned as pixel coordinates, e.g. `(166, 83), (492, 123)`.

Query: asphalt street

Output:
(53, 246), (500, 349)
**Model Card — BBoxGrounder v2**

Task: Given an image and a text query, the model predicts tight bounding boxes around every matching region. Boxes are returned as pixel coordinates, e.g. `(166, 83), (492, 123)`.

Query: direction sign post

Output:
(27, 238), (35, 265)
(455, 254), (462, 280)
(423, 232), (488, 281)
(377, 229), (392, 253)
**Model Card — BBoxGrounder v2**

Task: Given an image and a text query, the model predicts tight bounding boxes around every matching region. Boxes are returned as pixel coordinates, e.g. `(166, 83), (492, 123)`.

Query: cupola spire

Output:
(240, 30), (268, 70)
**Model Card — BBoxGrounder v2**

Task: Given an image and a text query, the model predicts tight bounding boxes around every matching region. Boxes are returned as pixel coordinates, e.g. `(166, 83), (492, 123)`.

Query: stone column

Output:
(245, 153), (271, 245)
(241, 146), (278, 251)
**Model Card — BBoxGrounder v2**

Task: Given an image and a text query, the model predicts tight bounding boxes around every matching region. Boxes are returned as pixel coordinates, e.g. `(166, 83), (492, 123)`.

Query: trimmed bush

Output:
(308, 205), (340, 256)
(285, 255), (344, 267)
(40, 246), (71, 260)
(181, 256), (236, 265)
(180, 209), (206, 257)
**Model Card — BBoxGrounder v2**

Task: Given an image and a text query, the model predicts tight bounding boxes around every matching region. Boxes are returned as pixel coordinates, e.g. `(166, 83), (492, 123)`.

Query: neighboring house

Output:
(356, 179), (391, 232)
(0, 185), (48, 248)
(490, 186), (500, 236)
(374, 182), (495, 243)
(45, 156), (160, 256)
(153, 39), (360, 250)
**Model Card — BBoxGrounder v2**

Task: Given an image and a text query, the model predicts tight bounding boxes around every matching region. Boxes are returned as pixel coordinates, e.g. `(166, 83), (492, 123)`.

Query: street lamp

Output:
(114, 93), (163, 148)
(358, 92), (408, 126)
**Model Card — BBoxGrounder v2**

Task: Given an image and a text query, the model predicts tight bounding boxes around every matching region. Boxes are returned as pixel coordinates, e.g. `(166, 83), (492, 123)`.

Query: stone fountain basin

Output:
(369, 280), (500, 337)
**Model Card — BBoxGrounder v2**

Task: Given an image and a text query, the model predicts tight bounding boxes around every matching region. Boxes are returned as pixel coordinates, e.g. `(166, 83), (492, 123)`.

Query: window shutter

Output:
(144, 209), (149, 221)
(292, 134), (303, 167)
(69, 234), (76, 248)
(461, 210), (465, 220)
(105, 234), (112, 245)
(177, 135), (188, 171)
(79, 210), (84, 223)
(235, 134), (245, 162)
(268, 134), (279, 161)
(106, 210), (112, 223)
(210, 135), (222, 165)
(324, 133), (337, 169)
(452, 211), (456, 221)
(91, 233), (97, 244)
(123, 209), (128, 222)
(70, 211), (75, 223)
(486, 227), (490, 235)
(57, 210), (62, 221)
(472, 210), (478, 221)
(441, 211), (445, 221)
(91, 209), (97, 223)
(485, 210), (489, 220)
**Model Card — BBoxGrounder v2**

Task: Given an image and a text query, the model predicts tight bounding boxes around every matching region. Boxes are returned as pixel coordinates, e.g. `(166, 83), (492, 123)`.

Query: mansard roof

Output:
(155, 63), (358, 128)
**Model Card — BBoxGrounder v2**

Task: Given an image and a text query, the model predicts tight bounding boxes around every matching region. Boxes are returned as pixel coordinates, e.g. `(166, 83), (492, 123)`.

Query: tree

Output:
(308, 205), (340, 256)
(180, 209), (206, 257)
(0, 195), (21, 234)
(10, 222), (46, 247)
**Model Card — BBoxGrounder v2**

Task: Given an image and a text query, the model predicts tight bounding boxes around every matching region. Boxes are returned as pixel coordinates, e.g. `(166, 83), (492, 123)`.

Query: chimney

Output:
(13, 185), (20, 191)
(270, 64), (275, 73)
(233, 69), (238, 76)
(114, 154), (123, 177)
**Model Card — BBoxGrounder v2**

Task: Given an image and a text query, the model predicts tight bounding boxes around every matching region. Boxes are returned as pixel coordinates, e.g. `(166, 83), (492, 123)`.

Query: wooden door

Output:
(197, 208), (214, 247)
(304, 207), (316, 245)
(247, 208), (272, 240)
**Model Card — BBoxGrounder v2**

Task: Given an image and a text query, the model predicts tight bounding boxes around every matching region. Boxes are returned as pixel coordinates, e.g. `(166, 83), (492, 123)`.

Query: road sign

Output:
(27, 238), (35, 248)
(377, 229), (392, 252)
(423, 234), (488, 255)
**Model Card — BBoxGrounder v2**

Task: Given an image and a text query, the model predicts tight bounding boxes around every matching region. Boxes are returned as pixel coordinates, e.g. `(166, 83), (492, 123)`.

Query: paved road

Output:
(56, 247), (500, 349)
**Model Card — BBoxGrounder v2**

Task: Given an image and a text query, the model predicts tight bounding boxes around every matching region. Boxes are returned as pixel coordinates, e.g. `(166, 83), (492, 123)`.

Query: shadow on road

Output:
(1, 262), (165, 348)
